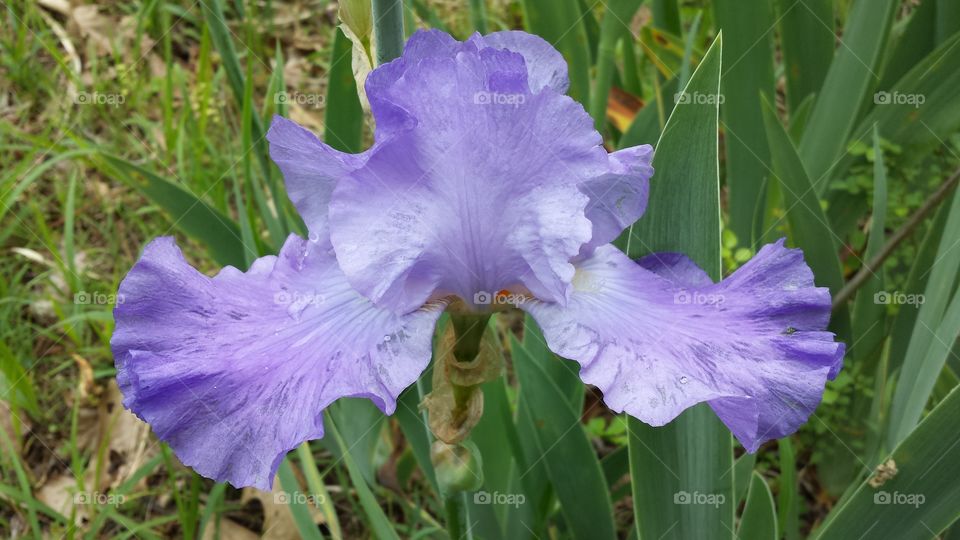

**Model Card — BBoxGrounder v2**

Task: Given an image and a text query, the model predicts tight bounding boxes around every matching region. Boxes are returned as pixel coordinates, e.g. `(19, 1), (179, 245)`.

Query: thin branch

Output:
(833, 166), (960, 311)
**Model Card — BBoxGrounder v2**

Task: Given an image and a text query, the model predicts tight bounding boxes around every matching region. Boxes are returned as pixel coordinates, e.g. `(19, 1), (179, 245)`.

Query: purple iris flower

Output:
(111, 29), (845, 489)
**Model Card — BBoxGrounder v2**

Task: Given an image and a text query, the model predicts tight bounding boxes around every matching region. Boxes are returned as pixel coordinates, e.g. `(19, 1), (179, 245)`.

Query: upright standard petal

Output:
(111, 235), (443, 489)
(474, 31), (570, 93)
(521, 240), (844, 451)
(330, 40), (608, 313)
(268, 30), (657, 314)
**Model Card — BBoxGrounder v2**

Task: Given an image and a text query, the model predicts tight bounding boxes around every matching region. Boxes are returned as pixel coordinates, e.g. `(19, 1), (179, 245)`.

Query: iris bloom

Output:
(112, 30), (844, 489)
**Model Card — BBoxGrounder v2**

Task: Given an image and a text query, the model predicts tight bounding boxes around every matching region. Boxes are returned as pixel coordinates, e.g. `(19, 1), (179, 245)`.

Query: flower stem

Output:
(449, 313), (491, 363)
(371, 0), (405, 65)
(444, 494), (466, 539)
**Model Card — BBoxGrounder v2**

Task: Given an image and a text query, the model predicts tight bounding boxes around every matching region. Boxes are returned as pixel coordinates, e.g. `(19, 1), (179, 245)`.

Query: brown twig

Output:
(832, 166), (960, 311)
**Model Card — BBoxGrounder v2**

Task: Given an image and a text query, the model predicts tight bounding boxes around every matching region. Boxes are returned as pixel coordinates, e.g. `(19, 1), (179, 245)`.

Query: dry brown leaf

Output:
(35, 475), (86, 526)
(72, 353), (96, 400)
(71, 5), (113, 56)
(241, 475), (324, 539)
(93, 381), (154, 489)
(289, 106), (325, 134)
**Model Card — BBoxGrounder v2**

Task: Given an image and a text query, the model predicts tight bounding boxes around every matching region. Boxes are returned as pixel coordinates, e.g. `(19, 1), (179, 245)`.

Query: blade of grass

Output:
(297, 443), (343, 540)
(850, 125), (888, 362)
(277, 458), (325, 540)
(468, 0), (487, 33)
(328, 414), (401, 540)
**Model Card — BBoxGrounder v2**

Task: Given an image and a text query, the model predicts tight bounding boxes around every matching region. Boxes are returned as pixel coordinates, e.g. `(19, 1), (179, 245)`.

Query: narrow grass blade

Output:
(0, 342), (40, 417)
(328, 415), (401, 540)
(851, 126), (888, 362)
(277, 459), (324, 540)
(468, 0), (487, 33)
(297, 443), (343, 540)
(200, 0), (275, 189)
(887, 204), (951, 375)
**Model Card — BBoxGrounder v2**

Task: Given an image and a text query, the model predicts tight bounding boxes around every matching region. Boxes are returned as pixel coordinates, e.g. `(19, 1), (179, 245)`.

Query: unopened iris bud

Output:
(431, 440), (483, 494)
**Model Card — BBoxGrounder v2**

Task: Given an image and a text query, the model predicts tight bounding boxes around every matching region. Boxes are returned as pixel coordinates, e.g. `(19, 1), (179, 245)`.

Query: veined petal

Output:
(331, 39), (607, 313)
(521, 240), (844, 451)
(111, 235), (443, 489)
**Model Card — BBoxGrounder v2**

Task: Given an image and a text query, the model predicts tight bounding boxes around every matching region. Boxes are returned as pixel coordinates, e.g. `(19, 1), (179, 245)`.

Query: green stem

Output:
(444, 495), (464, 539)
(450, 313), (490, 363)
(469, 0), (487, 33)
(372, 0), (405, 65)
